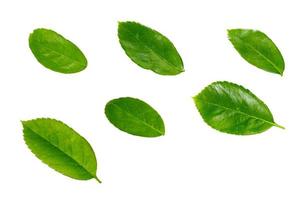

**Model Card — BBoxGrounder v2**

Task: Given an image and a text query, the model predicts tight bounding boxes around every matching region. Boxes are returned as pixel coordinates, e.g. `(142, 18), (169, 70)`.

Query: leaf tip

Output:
(227, 29), (233, 37)
(160, 131), (165, 136)
(118, 21), (126, 28)
(279, 71), (284, 76)
(192, 95), (199, 103)
(21, 120), (27, 127)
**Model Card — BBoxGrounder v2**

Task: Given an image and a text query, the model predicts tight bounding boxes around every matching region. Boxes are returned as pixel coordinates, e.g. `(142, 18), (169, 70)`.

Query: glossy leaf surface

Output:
(22, 118), (100, 182)
(29, 28), (87, 73)
(194, 81), (284, 135)
(105, 97), (165, 137)
(228, 29), (285, 75)
(118, 21), (184, 75)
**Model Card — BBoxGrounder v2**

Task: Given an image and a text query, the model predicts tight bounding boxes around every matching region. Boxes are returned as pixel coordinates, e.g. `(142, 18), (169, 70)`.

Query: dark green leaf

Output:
(105, 97), (165, 137)
(22, 118), (101, 183)
(29, 28), (87, 74)
(228, 29), (285, 75)
(118, 21), (184, 75)
(194, 81), (284, 135)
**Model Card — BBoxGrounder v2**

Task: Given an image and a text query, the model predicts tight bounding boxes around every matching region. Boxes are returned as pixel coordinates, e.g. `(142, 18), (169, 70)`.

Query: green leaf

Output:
(193, 81), (284, 135)
(29, 28), (87, 74)
(22, 118), (101, 183)
(105, 97), (165, 137)
(118, 21), (184, 75)
(228, 29), (285, 75)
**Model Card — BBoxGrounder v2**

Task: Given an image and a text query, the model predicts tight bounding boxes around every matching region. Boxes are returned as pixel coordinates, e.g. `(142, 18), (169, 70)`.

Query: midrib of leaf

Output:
(109, 103), (163, 135)
(37, 43), (84, 66)
(236, 37), (282, 74)
(24, 125), (100, 182)
(122, 27), (182, 72)
(202, 100), (284, 129)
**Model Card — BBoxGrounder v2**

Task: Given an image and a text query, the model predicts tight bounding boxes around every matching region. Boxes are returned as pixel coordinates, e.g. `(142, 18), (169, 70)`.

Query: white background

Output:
(0, 0), (301, 199)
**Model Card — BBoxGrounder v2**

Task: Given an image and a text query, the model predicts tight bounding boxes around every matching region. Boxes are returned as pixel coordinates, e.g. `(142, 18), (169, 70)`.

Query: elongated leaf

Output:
(194, 81), (284, 135)
(22, 118), (101, 182)
(105, 97), (165, 137)
(118, 21), (184, 75)
(29, 28), (87, 73)
(228, 29), (285, 75)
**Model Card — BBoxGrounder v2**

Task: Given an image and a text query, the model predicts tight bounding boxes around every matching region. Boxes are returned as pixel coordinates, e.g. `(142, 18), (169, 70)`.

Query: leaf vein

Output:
(236, 37), (282, 74)
(110, 103), (163, 135)
(121, 27), (180, 71)
(203, 100), (277, 127)
(24, 125), (95, 178)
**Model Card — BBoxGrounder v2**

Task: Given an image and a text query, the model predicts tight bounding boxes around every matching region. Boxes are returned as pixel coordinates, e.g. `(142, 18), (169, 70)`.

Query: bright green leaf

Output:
(22, 118), (101, 183)
(118, 21), (184, 75)
(228, 29), (285, 75)
(29, 28), (87, 74)
(194, 81), (284, 135)
(105, 97), (165, 137)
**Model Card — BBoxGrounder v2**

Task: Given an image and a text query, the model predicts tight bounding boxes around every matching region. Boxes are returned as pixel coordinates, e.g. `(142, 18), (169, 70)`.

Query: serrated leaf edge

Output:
(227, 29), (284, 76)
(22, 118), (101, 183)
(193, 81), (284, 135)
(118, 21), (184, 75)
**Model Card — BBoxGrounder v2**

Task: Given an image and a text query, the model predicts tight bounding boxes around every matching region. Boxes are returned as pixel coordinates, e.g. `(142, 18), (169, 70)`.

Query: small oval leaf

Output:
(228, 29), (285, 75)
(105, 97), (165, 137)
(29, 28), (87, 74)
(118, 21), (184, 75)
(194, 81), (284, 135)
(22, 118), (101, 183)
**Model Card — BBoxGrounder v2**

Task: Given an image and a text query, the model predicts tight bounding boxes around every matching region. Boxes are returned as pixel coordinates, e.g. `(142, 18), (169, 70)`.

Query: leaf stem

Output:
(95, 176), (102, 184)
(274, 123), (285, 130)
